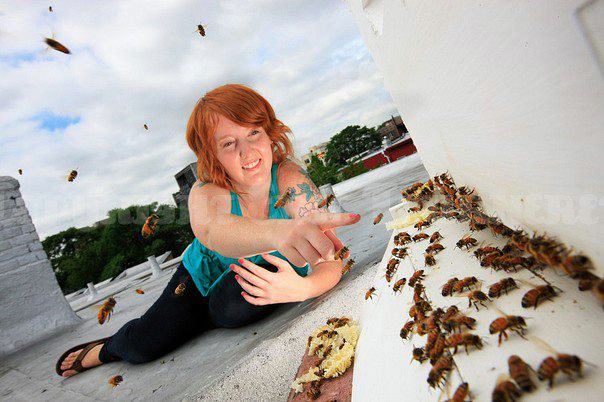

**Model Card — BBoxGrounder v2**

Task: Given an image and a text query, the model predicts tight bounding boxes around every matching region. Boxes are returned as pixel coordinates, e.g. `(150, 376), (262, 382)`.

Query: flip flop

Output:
(55, 337), (109, 377)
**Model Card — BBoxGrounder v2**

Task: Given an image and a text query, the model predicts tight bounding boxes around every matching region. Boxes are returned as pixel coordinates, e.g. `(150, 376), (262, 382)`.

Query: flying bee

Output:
(408, 270), (425, 287)
(393, 278), (406, 293)
(196, 24), (206, 37)
(18, 169), (23, 175)
(492, 376), (521, 402)
(489, 312), (528, 346)
(442, 314), (476, 333)
(342, 259), (355, 275)
(174, 283), (186, 296)
(44, 37), (70, 54)
(411, 346), (427, 363)
(67, 169), (78, 182)
(318, 194), (335, 209)
(427, 355), (453, 389)
(49, 6), (53, 12)
(508, 355), (536, 392)
(425, 253), (436, 267)
(488, 277), (519, 298)
(400, 320), (415, 340)
(143, 123), (149, 130)
(273, 188), (292, 208)
(446, 333), (483, 354)
(447, 382), (469, 402)
(429, 231), (442, 243)
(141, 213), (159, 239)
(135, 289), (144, 295)
(412, 233), (429, 242)
(521, 285), (560, 309)
(98, 297), (116, 325)
(373, 213), (384, 225)
(334, 246), (349, 260)
(465, 290), (492, 311)
(426, 243), (445, 254)
(108, 375), (123, 388)
(456, 236), (478, 250)
(441, 277), (459, 297)
(365, 287), (376, 300)
(452, 276), (479, 293)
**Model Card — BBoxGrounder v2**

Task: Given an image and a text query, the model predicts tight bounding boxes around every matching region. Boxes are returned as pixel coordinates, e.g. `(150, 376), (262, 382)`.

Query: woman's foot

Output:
(59, 344), (104, 377)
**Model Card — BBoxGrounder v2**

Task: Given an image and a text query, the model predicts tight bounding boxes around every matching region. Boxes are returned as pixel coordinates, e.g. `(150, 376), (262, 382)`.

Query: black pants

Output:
(98, 262), (279, 364)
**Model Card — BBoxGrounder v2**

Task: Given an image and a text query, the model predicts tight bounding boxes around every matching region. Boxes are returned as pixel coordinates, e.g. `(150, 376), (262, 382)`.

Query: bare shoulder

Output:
(188, 180), (231, 215)
(276, 159), (326, 218)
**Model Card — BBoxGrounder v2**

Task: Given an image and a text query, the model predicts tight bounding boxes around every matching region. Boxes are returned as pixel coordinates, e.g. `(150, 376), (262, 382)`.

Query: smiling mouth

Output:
(242, 158), (261, 170)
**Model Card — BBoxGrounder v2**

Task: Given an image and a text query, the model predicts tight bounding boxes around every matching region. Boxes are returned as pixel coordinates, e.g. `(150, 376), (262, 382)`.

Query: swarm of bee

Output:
(291, 317), (359, 395)
(98, 297), (116, 325)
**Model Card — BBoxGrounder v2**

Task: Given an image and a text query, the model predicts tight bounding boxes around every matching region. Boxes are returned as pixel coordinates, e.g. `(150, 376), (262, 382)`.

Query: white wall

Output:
(345, 0), (604, 275)
(0, 177), (80, 357)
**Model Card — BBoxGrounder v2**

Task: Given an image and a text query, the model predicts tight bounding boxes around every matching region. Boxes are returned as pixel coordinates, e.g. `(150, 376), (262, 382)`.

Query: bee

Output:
(492, 376), (521, 402)
(44, 37), (70, 54)
(408, 206), (422, 213)
(18, 169), (23, 175)
(196, 24), (206, 37)
(521, 285), (559, 309)
(414, 219), (431, 230)
(538, 354), (585, 389)
(143, 123), (149, 130)
(393, 278), (406, 293)
(394, 232), (411, 246)
(489, 314), (528, 346)
(411, 346), (427, 363)
(373, 213), (384, 225)
(466, 290), (492, 311)
(427, 355), (453, 389)
(318, 194), (335, 209)
(409, 300), (431, 319)
(342, 259), (355, 275)
(326, 317), (340, 325)
(428, 334), (447, 364)
(306, 379), (322, 400)
(425, 243), (445, 254)
(334, 246), (349, 260)
(474, 246), (500, 259)
(444, 211), (460, 219)
(174, 283), (186, 296)
(418, 315), (440, 335)
(442, 305), (459, 322)
(442, 314), (476, 333)
(141, 213), (159, 239)
(412, 233), (429, 242)
(98, 297), (116, 325)
(452, 276), (479, 293)
(408, 270), (425, 287)
(456, 236), (477, 250)
(488, 277), (519, 298)
(425, 253), (436, 267)
(307, 336), (313, 348)
(429, 231), (442, 243)
(447, 382), (469, 402)
(424, 331), (439, 353)
(391, 247), (408, 258)
(274, 188), (292, 208)
(108, 374), (123, 388)
(334, 317), (350, 328)
(49, 6), (53, 12)
(316, 329), (330, 338)
(441, 277), (459, 297)
(67, 169), (78, 182)
(413, 283), (427, 303)
(365, 287), (376, 300)
(508, 355), (536, 392)
(480, 251), (503, 267)
(446, 333), (483, 354)
(135, 289), (144, 295)
(400, 320), (415, 340)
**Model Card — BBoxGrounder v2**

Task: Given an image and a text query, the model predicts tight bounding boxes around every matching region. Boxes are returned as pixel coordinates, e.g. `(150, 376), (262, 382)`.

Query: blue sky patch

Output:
(32, 111), (81, 131)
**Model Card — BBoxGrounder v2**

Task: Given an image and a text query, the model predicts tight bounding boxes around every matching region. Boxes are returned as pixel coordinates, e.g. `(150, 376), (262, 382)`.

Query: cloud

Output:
(0, 0), (399, 238)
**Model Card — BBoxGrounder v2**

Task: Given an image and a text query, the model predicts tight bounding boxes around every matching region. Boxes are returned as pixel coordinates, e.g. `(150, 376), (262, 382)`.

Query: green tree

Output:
(306, 154), (341, 187)
(325, 125), (382, 167)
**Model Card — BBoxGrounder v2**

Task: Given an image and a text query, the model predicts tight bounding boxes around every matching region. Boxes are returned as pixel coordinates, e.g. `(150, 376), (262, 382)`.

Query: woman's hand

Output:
(230, 253), (310, 305)
(271, 213), (360, 267)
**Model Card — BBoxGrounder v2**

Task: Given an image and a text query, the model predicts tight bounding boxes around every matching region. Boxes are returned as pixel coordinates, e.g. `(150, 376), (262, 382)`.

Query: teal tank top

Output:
(182, 162), (310, 297)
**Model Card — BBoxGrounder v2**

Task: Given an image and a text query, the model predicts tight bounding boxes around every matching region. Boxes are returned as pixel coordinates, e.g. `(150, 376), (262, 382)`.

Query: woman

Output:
(56, 84), (360, 377)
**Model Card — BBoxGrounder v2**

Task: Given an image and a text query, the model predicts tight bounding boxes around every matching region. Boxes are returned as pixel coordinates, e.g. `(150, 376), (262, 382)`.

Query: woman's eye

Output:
(250, 130), (259, 136)
(223, 141), (234, 148)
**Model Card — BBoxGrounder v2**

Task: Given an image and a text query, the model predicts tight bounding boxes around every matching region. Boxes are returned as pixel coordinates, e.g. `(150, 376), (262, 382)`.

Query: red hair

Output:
(185, 84), (295, 193)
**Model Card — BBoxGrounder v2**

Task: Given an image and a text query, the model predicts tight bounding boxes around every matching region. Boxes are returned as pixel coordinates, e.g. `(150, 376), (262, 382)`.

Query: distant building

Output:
(377, 115), (408, 142)
(301, 140), (330, 166)
(172, 162), (198, 210)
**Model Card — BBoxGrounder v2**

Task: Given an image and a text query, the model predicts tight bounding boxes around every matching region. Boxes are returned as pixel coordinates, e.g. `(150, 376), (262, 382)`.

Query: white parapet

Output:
(0, 176), (80, 357)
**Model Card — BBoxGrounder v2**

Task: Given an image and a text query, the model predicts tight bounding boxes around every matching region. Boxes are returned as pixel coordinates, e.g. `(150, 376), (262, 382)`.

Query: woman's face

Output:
(213, 114), (274, 191)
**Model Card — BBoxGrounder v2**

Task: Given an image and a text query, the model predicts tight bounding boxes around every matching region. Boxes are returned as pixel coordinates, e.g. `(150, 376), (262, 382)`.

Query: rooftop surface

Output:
(0, 154), (428, 401)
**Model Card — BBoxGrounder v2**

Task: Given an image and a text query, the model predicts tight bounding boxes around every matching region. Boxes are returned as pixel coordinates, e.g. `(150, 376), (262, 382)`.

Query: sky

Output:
(0, 0), (400, 239)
